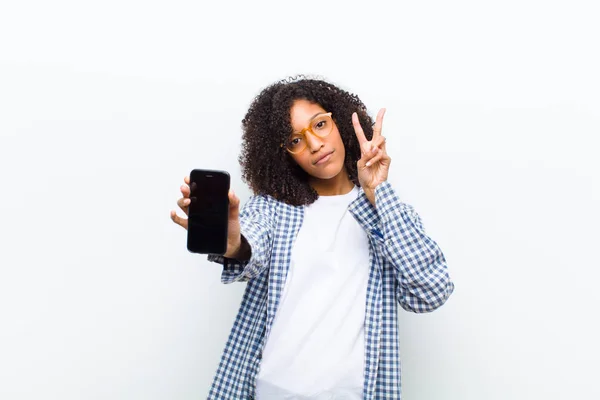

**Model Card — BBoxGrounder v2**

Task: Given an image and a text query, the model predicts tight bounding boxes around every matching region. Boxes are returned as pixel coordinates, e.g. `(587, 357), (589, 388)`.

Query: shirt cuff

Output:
(374, 181), (409, 221)
(348, 187), (380, 229)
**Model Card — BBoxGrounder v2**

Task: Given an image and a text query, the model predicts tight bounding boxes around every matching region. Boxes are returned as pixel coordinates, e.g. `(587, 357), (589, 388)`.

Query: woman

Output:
(170, 77), (454, 400)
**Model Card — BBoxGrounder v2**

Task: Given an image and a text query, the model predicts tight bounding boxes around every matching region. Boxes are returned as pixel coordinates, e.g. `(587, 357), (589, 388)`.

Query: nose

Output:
(305, 131), (324, 153)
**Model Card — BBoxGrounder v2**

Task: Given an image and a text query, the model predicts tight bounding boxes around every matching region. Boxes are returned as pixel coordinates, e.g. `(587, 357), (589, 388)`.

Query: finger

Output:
(177, 197), (191, 215)
(372, 108), (386, 140)
(368, 136), (387, 155)
(352, 112), (368, 146)
(365, 136), (385, 155)
(184, 176), (190, 185)
(363, 144), (383, 164)
(365, 148), (385, 167)
(228, 189), (240, 220)
(170, 210), (188, 230)
(362, 141), (374, 157)
(180, 184), (190, 198)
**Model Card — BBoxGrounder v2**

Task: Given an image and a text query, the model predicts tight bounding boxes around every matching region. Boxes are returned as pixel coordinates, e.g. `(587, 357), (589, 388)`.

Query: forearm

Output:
(207, 195), (273, 283)
(375, 182), (454, 312)
(226, 235), (252, 262)
(363, 188), (376, 207)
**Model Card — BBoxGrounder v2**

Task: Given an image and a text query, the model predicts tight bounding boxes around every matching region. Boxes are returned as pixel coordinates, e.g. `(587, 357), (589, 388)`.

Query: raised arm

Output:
(375, 182), (454, 312)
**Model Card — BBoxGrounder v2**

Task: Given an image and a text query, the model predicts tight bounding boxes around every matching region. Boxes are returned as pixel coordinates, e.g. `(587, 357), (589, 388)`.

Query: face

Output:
(287, 99), (347, 181)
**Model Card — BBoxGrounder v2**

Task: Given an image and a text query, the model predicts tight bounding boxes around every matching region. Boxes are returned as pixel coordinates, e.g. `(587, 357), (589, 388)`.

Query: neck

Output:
(309, 168), (355, 196)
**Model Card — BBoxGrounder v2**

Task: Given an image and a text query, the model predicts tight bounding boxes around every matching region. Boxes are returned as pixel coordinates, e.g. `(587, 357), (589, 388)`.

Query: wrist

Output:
(363, 188), (376, 207)
(226, 235), (251, 261)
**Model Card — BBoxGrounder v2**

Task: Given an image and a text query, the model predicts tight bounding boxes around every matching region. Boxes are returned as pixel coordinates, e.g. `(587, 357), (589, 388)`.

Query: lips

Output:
(314, 150), (334, 165)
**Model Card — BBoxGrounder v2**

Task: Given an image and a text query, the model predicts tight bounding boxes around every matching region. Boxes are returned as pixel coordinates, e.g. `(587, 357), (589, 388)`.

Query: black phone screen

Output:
(187, 169), (230, 254)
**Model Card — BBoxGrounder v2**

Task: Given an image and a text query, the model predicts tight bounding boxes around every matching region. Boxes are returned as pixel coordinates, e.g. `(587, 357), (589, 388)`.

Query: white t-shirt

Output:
(255, 186), (371, 399)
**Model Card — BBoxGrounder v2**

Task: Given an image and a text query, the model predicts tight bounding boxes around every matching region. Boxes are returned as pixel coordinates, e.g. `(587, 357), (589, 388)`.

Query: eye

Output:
(287, 135), (304, 148)
(314, 119), (329, 131)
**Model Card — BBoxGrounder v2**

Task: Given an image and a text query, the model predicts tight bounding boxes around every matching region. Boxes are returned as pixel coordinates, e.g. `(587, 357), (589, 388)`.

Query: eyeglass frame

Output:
(281, 112), (334, 154)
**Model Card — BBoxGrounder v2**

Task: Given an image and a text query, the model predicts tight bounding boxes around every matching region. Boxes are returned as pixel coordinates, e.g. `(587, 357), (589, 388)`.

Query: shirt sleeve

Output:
(371, 181), (455, 313)
(206, 194), (275, 284)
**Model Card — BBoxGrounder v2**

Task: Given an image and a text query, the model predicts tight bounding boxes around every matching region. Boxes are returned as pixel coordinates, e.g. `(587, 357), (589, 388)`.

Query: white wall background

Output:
(1, 1), (599, 399)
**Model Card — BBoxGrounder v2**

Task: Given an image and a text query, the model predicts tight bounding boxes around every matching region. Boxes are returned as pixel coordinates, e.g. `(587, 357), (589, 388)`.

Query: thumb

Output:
(228, 189), (240, 219)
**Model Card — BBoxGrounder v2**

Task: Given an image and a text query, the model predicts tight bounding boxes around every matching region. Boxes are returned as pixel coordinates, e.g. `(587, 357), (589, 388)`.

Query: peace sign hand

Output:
(352, 108), (391, 202)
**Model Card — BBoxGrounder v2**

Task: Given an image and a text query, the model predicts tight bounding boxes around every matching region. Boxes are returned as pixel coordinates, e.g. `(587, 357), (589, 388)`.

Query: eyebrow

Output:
(292, 112), (327, 134)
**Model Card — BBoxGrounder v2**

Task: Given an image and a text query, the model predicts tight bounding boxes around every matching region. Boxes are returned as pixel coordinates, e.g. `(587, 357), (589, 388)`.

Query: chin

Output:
(310, 161), (345, 180)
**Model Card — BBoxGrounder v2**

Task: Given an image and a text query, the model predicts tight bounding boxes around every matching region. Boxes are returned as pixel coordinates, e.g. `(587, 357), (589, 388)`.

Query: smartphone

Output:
(186, 169), (230, 254)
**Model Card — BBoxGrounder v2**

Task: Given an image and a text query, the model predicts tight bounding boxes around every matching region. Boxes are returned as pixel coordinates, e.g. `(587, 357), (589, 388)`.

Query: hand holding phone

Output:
(170, 170), (247, 258)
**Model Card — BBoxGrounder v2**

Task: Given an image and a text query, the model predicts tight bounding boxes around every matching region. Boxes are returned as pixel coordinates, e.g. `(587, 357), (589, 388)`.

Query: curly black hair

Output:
(239, 75), (375, 206)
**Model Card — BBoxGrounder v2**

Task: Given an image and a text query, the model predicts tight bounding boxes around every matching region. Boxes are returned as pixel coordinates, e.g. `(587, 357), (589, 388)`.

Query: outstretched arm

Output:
(207, 194), (275, 284)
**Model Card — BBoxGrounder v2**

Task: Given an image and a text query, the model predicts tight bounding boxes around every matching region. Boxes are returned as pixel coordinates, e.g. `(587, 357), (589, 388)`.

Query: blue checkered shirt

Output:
(206, 181), (454, 399)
